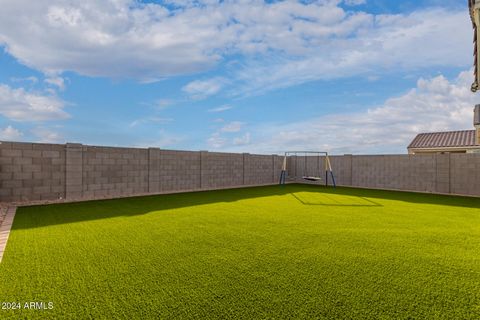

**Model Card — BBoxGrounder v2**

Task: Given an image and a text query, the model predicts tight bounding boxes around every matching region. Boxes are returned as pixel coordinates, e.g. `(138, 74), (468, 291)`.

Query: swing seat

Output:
(302, 176), (322, 181)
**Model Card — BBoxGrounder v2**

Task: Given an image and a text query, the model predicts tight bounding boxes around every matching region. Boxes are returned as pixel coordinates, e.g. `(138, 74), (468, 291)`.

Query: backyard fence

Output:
(0, 141), (479, 202)
(290, 153), (480, 197)
(0, 141), (283, 202)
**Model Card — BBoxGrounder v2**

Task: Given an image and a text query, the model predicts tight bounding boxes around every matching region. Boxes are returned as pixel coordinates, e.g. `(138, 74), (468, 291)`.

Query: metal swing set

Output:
(279, 151), (336, 187)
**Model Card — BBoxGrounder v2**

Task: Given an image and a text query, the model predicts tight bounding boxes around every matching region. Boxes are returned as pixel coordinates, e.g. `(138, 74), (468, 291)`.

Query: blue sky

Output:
(0, 0), (476, 154)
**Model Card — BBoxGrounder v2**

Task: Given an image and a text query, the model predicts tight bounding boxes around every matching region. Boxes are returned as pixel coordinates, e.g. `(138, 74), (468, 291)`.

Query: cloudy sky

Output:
(0, 0), (476, 154)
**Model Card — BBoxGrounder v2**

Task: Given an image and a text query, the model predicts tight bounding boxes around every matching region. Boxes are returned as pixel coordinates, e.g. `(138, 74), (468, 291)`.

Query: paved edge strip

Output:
(0, 206), (17, 263)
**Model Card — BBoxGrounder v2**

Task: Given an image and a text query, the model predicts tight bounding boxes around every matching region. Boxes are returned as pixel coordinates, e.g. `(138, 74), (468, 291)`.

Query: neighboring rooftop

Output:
(408, 130), (478, 149)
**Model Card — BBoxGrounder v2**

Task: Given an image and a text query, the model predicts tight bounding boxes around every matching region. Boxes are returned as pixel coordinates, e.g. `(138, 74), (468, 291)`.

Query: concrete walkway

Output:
(0, 206), (17, 263)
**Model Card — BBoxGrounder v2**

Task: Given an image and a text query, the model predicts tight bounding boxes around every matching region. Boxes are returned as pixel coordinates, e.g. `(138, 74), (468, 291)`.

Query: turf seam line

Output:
(0, 206), (17, 263)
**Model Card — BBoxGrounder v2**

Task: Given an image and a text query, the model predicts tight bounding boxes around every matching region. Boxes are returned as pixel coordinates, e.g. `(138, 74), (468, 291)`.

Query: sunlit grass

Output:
(0, 184), (479, 319)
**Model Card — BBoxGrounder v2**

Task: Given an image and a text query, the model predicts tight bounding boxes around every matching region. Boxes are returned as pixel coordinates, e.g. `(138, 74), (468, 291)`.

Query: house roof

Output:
(408, 130), (478, 149)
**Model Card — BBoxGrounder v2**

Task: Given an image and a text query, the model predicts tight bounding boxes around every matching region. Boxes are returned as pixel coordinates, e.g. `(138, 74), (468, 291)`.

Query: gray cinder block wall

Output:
(1, 140), (480, 202)
(156, 149), (201, 192)
(295, 153), (480, 196)
(320, 154), (439, 192)
(201, 152), (243, 188)
(81, 145), (149, 199)
(0, 142), (65, 201)
(450, 154), (480, 196)
(0, 141), (284, 202)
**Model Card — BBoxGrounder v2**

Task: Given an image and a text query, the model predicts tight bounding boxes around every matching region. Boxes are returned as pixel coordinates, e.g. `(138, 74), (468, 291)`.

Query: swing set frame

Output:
(279, 151), (336, 187)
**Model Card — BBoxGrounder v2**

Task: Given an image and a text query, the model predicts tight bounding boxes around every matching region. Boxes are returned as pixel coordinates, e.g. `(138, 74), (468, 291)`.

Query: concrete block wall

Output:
(435, 154), (450, 194)
(245, 154), (278, 185)
(201, 152), (243, 188)
(285, 153), (480, 196)
(66, 143), (83, 199)
(329, 155), (352, 186)
(0, 141), (283, 202)
(157, 150), (201, 192)
(350, 155), (437, 192)
(0, 141), (65, 201)
(1, 140), (480, 202)
(273, 155), (284, 184)
(289, 156), (322, 182)
(287, 155), (334, 185)
(81, 146), (149, 199)
(148, 148), (162, 193)
(286, 156), (296, 179)
(450, 154), (480, 196)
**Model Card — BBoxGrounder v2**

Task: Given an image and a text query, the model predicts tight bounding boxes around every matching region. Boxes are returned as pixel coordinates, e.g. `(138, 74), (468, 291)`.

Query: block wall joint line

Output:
(65, 143), (84, 200)
(435, 153), (438, 192)
(82, 145), (86, 197)
(242, 153), (247, 185)
(448, 153), (452, 194)
(147, 148), (150, 193)
(198, 151), (202, 189)
(272, 155), (275, 183)
(64, 144), (68, 199)
(200, 151), (206, 189)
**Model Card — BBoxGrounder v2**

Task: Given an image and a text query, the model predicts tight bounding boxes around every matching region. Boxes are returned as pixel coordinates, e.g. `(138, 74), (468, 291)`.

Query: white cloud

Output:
(154, 99), (174, 109)
(182, 78), (226, 100)
(220, 121), (243, 133)
(10, 76), (38, 84)
(0, 84), (69, 121)
(221, 70), (476, 154)
(344, 0), (366, 5)
(0, 125), (23, 140)
(233, 8), (471, 95)
(207, 132), (227, 148)
(0, 1), (471, 94)
(133, 131), (185, 148)
(0, 0), (232, 81)
(31, 127), (64, 143)
(45, 76), (66, 91)
(0, 1), (221, 80)
(208, 105), (233, 113)
(207, 121), (247, 149)
(233, 132), (251, 146)
(140, 99), (177, 110)
(129, 117), (174, 127)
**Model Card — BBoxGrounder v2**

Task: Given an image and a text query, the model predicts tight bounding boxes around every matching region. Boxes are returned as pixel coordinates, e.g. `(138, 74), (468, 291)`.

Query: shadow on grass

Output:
(13, 184), (480, 230)
(301, 184), (480, 209)
(290, 192), (382, 207)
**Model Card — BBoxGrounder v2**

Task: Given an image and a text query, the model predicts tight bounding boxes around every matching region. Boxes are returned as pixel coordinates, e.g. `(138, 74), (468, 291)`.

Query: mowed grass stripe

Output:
(0, 185), (479, 319)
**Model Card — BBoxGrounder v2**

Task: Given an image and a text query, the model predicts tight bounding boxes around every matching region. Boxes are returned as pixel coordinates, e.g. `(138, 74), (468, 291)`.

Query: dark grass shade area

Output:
(0, 185), (479, 319)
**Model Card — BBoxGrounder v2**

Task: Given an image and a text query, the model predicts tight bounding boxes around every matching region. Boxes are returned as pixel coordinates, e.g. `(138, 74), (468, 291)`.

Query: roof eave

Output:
(408, 145), (480, 152)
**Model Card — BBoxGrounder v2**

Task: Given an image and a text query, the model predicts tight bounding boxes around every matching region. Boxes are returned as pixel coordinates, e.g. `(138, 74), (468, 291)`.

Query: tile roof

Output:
(408, 130), (478, 149)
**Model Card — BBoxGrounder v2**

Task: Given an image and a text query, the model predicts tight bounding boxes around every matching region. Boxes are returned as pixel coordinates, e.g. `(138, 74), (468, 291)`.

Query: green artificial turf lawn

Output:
(0, 184), (479, 319)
